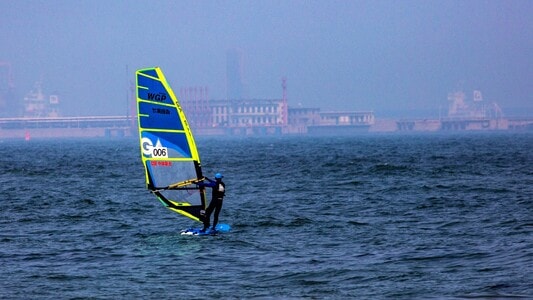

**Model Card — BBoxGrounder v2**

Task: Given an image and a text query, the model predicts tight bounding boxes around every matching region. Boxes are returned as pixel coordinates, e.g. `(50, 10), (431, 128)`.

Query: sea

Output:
(1, 133), (531, 299)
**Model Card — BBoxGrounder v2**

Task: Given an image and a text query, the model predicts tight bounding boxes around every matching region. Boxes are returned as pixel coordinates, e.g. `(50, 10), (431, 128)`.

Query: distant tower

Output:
(0, 61), (20, 117)
(281, 77), (288, 125)
(226, 49), (244, 100)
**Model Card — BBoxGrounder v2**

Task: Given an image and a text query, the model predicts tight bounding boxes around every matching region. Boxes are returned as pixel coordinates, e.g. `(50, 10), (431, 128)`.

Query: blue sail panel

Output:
(137, 72), (175, 106)
(140, 131), (192, 160)
(138, 102), (184, 131)
(138, 68), (158, 78)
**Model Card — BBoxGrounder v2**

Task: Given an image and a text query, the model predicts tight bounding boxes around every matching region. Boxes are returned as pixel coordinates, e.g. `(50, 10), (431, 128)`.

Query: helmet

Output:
(215, 173), (223, 179)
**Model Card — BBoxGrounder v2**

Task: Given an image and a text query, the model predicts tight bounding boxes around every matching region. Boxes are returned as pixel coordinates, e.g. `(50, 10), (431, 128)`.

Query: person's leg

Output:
(202, 201), (215, 230)
(212, 200), (223, 229)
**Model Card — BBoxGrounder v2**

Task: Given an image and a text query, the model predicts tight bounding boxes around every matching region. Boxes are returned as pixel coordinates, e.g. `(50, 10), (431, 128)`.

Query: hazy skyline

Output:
(1, 0), (532, 117)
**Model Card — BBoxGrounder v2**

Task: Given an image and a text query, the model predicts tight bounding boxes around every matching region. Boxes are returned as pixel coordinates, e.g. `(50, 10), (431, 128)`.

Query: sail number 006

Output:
(152, 146), (168, 158)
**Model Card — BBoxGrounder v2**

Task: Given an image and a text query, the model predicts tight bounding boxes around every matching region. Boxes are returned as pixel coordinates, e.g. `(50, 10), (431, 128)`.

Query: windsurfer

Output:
(197, 173), (226, 232)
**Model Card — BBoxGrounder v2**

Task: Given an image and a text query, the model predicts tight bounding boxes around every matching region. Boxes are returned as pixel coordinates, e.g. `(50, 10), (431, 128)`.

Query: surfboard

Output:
(180, 223), (232, 236)
(135, 67), (230, 233)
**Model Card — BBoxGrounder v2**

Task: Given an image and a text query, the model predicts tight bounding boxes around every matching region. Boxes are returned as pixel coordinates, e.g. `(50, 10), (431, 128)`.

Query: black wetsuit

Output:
(199, 178), (225, 230)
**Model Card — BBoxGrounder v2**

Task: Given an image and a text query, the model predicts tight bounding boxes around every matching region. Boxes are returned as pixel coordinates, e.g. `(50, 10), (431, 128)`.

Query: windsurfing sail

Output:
(136, 67), (206, 222)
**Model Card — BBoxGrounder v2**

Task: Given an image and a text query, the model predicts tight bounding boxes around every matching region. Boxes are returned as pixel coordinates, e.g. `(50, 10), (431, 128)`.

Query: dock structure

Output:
(0, 110), (530, 140)
(396, 90), (517, 132)
(307, 111), (375, 134)
(0, 105), (376, 139)
(0, 116), (134, 139)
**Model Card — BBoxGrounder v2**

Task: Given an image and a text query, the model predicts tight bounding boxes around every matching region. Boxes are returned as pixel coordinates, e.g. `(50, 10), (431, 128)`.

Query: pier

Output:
(0, 116), (135, 139)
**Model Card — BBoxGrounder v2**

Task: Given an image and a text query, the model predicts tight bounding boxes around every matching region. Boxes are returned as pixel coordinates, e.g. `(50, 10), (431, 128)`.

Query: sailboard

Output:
(181, 223), (232, 236)
(136, 67), (221, 234)
(135, 67), (231, 235)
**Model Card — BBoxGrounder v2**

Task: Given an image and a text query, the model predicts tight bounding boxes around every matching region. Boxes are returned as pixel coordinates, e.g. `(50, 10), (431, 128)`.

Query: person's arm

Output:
(196, 177), (216, 187)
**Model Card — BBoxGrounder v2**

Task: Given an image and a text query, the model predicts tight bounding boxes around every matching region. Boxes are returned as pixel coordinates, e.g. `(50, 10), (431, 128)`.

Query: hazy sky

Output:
(1, 0), (532, 117)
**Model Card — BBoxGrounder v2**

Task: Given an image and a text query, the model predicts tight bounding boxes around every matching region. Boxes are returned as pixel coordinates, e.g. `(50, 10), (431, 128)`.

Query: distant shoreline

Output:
(1, 115), (532, 140)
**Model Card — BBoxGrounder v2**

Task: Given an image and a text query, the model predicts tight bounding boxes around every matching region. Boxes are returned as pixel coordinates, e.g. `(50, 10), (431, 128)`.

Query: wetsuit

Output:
(198, 178), (225, 230)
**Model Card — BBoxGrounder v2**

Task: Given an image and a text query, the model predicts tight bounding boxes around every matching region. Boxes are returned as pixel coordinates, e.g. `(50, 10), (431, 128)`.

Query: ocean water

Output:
(1, 133), (532, 299)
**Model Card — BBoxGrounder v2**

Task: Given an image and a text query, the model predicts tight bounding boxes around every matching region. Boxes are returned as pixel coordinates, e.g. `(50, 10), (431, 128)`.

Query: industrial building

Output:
(2, 55), (530, 139)
(0, 67), (375, 139)
(178, 77), (374, 135)
(396, 90), (513, 132)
